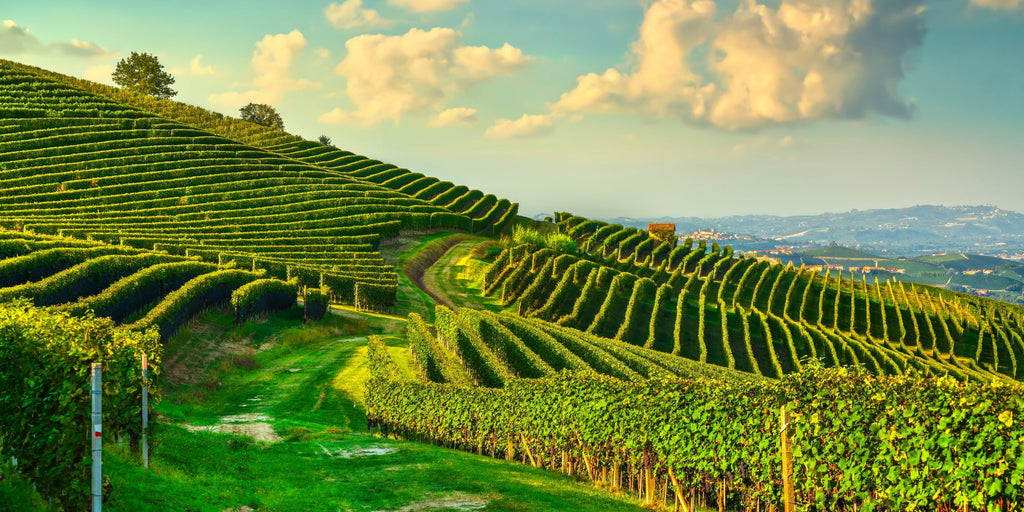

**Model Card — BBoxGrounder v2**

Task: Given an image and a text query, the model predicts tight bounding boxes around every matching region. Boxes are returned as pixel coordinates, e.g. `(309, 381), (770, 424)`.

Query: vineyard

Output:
(477, 214), (1023, 382)
(0, 59), (519, 311)
(1, 57), (1023, 511)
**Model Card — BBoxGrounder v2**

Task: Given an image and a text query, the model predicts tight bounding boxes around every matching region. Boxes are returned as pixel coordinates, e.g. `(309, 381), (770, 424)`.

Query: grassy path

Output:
(101, 307), (643, 512)
(422, 241), (502, 312)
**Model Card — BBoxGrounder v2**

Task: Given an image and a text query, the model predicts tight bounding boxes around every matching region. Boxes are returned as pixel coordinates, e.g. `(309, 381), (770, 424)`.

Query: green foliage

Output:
(0, 252), (181, 306)
(509, 225), (577, 255)
(239, 103), (284, 131)
(131, 269), (258, 341)
(112, 52), (176, 98)
(0, 301), (161, 510)
(406, 312), (474, 385)
(61, 260), (218, 322)
(303, 287), (329, 321)
(231, 278), (298, 324)
(0, 246), (138, 288)
(355, 282), (397, 312)
(367, 366), (1024, 511)
(435, 305), (513, 388)
(367, 335), (401, 381)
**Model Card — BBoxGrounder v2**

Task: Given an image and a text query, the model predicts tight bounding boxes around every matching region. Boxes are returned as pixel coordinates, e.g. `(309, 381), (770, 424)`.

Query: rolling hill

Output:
(2, 59), (1024, 511)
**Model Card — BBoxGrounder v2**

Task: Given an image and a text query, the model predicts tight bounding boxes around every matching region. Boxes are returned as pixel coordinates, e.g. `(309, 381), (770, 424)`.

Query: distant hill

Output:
(607, 204), (1024, 255)
(772, 244), (1024, 304)
(802, 245), (880, 259)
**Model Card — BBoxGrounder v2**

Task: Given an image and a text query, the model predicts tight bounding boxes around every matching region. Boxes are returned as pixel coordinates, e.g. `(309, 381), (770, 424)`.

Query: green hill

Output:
(3, 59), (1024, 511)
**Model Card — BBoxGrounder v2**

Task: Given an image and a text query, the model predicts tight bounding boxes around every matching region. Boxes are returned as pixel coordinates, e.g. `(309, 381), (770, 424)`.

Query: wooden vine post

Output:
(780, 403), (795, 512)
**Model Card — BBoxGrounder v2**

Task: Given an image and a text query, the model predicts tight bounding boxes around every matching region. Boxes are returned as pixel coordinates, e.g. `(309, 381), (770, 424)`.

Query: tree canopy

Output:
(239, 103), (284, 131)
(111, 52), (176, 99)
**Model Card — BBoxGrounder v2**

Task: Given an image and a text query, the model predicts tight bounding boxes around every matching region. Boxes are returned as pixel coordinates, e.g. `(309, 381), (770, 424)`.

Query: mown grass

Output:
(422, 241), (503, 313)
(94, 306), (643, 512)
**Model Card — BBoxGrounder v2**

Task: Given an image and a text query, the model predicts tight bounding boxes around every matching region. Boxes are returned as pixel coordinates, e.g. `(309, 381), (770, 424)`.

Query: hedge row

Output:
(405, 312), (474, 386)
(0, 246), (140, 287)
(367, 365), (1024, 511)
(231, 278), (298, 324)
(130, 269), (259, 341)
(62, 261), (219, 322)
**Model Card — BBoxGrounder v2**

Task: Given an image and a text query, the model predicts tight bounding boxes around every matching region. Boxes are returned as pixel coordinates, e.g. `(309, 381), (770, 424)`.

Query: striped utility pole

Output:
(90, 363), (102, 512)
(141, 354), (150, 470)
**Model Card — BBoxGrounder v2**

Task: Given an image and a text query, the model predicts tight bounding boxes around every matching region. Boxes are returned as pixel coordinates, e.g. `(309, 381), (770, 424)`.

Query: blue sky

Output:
(1, 0), (1022, 218)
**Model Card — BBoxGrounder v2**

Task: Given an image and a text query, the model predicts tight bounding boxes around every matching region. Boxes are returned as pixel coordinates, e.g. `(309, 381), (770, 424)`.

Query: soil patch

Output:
(184, 413), (282, 443)
(380, 492), (489, 512)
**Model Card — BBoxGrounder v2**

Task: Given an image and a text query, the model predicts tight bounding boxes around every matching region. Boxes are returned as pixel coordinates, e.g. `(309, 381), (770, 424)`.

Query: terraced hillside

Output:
(0, 229), (295, 342)
(1, 60), (519, 237)
(0, 60), (520, 310)
(481, 216), (1024, 382)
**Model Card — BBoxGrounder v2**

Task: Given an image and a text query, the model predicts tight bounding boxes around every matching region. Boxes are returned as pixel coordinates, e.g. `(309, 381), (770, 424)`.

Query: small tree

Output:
(317, 134), (334, 146)
(112, 52), (176, 98)
(239, 103), (284, 131)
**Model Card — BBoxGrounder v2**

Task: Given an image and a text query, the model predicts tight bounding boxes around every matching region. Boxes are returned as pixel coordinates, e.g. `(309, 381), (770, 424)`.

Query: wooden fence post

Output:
(780, 403), (795, 512)
(90, 363), (102, 512)
(142, 354), (150, 470)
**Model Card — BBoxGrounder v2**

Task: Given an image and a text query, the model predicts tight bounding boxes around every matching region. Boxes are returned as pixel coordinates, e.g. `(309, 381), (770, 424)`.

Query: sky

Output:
(1, 0), (1022, 219)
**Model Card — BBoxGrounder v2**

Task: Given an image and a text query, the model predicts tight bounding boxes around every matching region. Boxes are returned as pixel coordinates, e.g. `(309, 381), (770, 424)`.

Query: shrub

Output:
(304, 287), (329, 321)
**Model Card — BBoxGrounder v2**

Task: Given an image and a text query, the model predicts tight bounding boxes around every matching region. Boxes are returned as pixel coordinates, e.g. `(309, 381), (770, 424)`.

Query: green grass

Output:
(98, 306), (643, 512)
(421, 241), (503, 312)
(380, 232), (457, 321)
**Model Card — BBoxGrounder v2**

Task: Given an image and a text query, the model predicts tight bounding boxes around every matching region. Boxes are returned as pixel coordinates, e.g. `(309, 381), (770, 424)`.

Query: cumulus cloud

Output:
(170, 54), (214, 76)
(388, 0), (469, 13)
(209, 30), (318, 107)
(325, 0), (394, 29)
(429, 107), (479, 127)
(969, 0), (1023, 9)
(522, 0), (928, 133)
(83, 64), (114, 84)
(1, 19), (109, 57)
(322, 27), (529, 126)
(485, 114), (554, 139)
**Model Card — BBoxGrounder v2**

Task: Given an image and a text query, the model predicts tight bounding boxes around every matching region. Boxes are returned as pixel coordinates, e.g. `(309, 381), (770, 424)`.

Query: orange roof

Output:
(648, 223), (676, 232)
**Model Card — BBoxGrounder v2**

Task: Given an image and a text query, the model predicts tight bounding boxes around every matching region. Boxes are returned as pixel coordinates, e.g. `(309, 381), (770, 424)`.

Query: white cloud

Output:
(315, 48), (332, 59)
(209, 30), (318, 107)
(83, 64), (113, 84)
(428, 107), (478, 127)
(325, 0), (394, 29)
(322, 27), (530, 126)
(969, 0), (1023, 9)
(388, 0), (469, 13)
(1, 19), (109, 57)
(171, 54), (214, 76)
(485, 114), (554, 139)
(539, 0), (927, 132)
(318, 107), (352, 124)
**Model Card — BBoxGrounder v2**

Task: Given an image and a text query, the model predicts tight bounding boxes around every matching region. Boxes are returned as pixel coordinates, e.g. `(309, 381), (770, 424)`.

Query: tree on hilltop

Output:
(112, 52), (177, 98)
(317, 134), (334, 146)
(239, 103), (284, 131)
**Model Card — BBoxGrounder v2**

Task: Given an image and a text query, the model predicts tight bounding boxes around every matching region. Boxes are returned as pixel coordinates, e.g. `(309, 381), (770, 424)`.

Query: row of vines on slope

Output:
(483, 238), (1016, 381)
(367, 344), (1024, 511)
